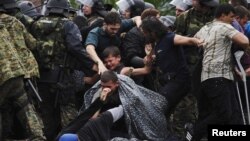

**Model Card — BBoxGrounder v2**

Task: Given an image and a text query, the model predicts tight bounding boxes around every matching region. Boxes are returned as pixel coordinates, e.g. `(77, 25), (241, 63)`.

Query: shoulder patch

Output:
(40, 20), (53, 23)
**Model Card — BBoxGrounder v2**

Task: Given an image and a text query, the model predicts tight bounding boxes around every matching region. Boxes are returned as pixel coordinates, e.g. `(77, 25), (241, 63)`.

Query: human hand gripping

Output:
(97, 61), (107, 75)
(195, 38), (205, 47)
(100, 87), (111, 101)
(144, 44), (155, 66)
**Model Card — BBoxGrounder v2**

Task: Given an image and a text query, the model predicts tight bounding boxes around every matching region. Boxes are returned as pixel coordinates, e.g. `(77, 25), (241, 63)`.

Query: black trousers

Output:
(159, 79), (191, 118)
(77, 111), (113, 141)
(194, 77), (242, 140)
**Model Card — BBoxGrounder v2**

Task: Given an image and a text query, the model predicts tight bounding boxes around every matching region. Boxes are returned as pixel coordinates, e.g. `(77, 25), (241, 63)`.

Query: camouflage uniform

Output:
(30, 14), (95, 140)
(173, 7), (214, 139)
(14, 11), (34, 30)
(0, 13), (45, 141)
(2, 3), (35, 32)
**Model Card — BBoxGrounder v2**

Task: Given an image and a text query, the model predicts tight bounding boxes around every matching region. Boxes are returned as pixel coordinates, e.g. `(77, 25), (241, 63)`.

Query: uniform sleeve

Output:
(64, 21), (94, 70)
(15, 12), (34, 31)
(16, 19), (37, 50)
(174, 12), (187, 35)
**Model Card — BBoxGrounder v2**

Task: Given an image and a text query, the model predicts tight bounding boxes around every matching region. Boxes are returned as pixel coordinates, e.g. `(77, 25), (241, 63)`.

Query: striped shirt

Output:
(195, 21), (239, 82)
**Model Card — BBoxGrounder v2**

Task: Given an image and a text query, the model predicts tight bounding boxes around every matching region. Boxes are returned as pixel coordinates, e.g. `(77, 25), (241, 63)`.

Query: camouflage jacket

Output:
(30, 16), (94, 72)
(174, 8), (214, 73)
(175, 8), (214, 36)
(0, 13), (39, 85)
(30, 16), (69, 70)
(4, 13), (39, 78)
(14, 11), (34, 32)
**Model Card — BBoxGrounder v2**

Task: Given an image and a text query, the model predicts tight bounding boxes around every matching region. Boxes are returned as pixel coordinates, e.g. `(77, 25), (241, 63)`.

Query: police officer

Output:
(18, 0), (42, 20)
(29, 0), (97, 140)
(78, 0), (108, 42)
(0, 1), (46, 140)
(140, 16), (203, 140)
(116, 0), (146, 19)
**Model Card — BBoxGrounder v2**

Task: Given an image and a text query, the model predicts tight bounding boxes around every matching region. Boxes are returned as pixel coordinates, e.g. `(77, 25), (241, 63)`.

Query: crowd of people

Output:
(1, 0), (250, 141)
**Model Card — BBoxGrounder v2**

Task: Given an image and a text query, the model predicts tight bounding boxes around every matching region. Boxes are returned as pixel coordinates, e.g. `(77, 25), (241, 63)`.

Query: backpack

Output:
(31, 17), (68, 70)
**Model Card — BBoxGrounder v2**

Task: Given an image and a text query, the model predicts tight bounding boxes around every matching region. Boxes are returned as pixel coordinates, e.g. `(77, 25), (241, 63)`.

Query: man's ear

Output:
(117, 55), (121, 61)
(221, 13), (226, 19)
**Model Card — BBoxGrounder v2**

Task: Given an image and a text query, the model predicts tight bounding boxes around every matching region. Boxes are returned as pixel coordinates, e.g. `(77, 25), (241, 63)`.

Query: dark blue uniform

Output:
(155, 32), (191, 117)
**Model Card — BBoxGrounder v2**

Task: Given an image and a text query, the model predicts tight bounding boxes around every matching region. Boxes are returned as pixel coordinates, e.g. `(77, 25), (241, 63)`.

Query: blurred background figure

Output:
(76, 0), (107, 42)
(229, 0), (248, 8)
(170, 0), (191, 16)
(160, 15), (176, 31)
(18, 0), (42, 20)
(116, 0), (146, 19)
(78, 0), (107, 18)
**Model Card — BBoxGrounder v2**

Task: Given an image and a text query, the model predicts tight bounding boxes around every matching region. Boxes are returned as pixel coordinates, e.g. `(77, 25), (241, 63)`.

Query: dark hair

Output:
(100, 70), (118, 83)
(104, 11), (122, 25)
(140, 16), (168, 39)
(230, 0), (248, 8)
(214, 4), (235, 18)
(102, 46), (121, 59)
(234, 5), (250, 19)
(141, 8), (160, 20)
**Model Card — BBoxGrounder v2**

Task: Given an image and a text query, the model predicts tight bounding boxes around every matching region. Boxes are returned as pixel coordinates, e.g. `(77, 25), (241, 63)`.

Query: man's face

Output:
(82, 5), (92, 16)
(101, 80), (119, 94)
(122, 9), (131, 19)
(104, 55), (121, 70)
(238, 15), (249, 28)
(222, 12), (235, 24)
(104, 23), (121, 36)
(141, 29), (156, 44)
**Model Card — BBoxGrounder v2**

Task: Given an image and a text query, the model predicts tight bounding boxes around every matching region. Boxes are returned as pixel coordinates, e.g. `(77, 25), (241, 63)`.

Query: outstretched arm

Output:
(174, 34), (204, 47)
(86, 44), (107, 74)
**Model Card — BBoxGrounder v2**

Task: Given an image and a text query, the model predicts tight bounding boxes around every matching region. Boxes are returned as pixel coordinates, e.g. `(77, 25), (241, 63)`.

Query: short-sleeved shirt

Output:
(85, 19), (134, 57)
(155, 32), (190, 81)
(195, 21), (239, 82)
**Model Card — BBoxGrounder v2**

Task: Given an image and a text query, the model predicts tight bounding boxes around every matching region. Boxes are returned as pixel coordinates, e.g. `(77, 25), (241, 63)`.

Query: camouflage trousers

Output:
(171, 93), (198, 139)
(0, 76), (46, 141)
(37, 83), (78, 141)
